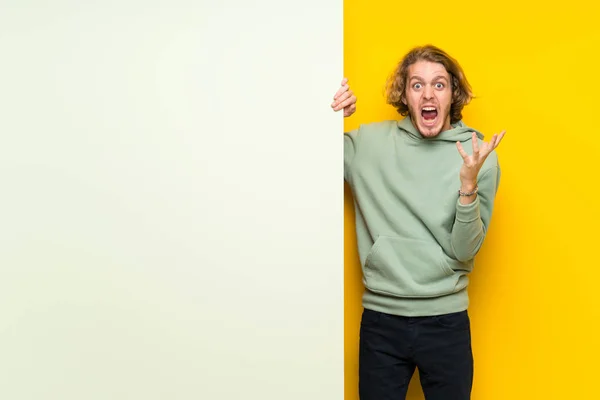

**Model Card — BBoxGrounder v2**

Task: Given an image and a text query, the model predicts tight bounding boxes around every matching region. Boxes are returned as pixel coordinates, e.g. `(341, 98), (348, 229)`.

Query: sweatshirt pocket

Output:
(363, 236), (461, 298)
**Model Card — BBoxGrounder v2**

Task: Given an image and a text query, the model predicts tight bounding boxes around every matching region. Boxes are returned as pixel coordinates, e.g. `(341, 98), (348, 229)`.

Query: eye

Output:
(435, 83), (445, 89)
(413, 83), (422, 90)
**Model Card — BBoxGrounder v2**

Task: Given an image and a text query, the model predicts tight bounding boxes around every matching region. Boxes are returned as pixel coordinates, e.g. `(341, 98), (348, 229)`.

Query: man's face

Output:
(403, 60), (453, 137)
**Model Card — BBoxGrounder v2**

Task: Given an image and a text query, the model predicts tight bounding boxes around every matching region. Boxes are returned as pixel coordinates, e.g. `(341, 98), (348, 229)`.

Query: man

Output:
(331, 45), (505, 400)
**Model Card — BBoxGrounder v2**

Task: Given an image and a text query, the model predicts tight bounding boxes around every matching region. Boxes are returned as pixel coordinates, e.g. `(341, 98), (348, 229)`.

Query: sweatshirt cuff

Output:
(455, 195), (481, 223)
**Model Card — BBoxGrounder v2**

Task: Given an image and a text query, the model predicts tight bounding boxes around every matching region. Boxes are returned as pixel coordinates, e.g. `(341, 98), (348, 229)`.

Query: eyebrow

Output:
(409, 75), (449, 82)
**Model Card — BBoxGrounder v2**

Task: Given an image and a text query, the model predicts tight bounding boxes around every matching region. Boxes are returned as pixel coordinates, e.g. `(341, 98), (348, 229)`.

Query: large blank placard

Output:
(0, 1), (343, 399)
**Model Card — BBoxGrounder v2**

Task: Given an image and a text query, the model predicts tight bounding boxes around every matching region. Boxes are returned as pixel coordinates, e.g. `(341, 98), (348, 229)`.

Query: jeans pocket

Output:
(360, 308), (382, 328)
(432, 310), (470, 330)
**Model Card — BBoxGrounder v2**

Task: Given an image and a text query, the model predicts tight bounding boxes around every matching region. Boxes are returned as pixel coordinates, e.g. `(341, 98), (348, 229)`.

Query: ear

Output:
(401, 94), (407, 105)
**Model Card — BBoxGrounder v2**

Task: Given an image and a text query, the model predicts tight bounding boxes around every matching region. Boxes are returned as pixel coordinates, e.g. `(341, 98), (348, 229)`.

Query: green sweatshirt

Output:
(344, 116), (500, 317)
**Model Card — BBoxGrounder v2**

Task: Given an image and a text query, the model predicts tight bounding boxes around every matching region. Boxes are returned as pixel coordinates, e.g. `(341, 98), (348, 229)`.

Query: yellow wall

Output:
(343, 1), (600, 398)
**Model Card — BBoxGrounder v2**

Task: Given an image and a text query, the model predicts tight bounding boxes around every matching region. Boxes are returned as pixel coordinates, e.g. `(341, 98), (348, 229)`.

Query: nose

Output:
(423, 84), (434, 99)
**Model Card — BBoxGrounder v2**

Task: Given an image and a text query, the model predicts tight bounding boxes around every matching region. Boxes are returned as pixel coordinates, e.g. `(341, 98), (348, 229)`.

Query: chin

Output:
(413, 113), (444, 137)
(411, 113), (450, 138)
(418, 125), (443, 137)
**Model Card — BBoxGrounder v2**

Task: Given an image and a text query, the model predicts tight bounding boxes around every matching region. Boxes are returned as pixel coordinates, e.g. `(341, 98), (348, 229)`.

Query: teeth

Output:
(422, 107), (436, 111)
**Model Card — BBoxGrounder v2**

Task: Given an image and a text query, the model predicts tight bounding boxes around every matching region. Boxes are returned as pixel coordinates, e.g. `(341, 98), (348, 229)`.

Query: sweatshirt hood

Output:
(397, 116), (484, 143)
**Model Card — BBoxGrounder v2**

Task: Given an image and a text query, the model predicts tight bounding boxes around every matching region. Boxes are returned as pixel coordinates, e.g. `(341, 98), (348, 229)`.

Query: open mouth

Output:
(421, 106), (438, 125)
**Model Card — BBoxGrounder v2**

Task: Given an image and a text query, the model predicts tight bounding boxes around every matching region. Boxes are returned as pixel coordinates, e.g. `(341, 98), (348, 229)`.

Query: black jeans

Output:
(359, 308), (473, 400)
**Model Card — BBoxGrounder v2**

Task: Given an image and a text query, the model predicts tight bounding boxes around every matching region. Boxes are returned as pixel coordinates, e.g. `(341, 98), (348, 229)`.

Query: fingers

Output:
(489, 134), (498, 149)
(456, 141), (469, 160)
(333, 84), (349, 101)
(332, 77), (359, 116)
(335, 94), (357, 112)
(480, 133), (498, 158)
(484, 130), (507, 154)
(494, 130), (506, 148)
(332, 90), (356, 111)
(458, 130), (506, 171)
(471, 132), (480, 157)
(333, 78), (349, 100)
(334, 88), (353, 104)
(344, 103), (356, 117)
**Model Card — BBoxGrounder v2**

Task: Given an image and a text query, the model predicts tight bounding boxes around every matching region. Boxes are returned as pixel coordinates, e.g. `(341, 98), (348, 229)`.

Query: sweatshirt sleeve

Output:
(450, 165), (501, 262)
(344, 128), (360, 182)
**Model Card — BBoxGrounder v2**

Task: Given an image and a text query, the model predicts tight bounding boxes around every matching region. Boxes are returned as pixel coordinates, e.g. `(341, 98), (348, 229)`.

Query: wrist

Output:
(458, 184), (478, 204)
(460, 180), (477, 192)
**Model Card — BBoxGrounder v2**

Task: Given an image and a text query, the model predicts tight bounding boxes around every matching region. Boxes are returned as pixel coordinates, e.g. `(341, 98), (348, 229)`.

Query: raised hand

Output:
(331, 77), (357, 117)
(456, 130), (506, 189)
